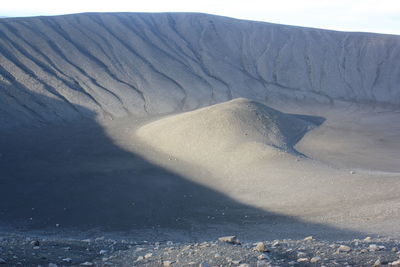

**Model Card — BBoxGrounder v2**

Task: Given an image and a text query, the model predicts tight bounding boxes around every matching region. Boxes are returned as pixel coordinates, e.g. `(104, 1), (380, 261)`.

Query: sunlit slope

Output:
(137, 98), (317, 166)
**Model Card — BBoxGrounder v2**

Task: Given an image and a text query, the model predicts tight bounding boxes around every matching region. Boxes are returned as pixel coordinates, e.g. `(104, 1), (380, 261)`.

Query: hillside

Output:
(137, 98), (320, 166)
(0, 12), (399, 129)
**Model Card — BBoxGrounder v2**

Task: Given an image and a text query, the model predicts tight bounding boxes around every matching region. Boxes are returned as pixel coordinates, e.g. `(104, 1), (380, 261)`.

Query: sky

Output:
(1, 0), (400, 35)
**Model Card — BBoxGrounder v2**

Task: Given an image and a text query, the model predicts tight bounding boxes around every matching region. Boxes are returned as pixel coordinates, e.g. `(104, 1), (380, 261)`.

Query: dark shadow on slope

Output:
(291, 114), (326, 127)
(0, 91), (361, 241)
(287, 113), (326, 157)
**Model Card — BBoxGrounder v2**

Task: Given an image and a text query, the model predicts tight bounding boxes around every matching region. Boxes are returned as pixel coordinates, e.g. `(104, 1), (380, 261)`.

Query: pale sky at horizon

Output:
(1, 0), (400, 35)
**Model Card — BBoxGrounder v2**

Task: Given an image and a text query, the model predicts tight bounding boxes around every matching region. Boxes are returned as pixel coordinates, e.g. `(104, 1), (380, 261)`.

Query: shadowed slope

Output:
(0, 89), (362, 241)
(0, 12), (399, 129)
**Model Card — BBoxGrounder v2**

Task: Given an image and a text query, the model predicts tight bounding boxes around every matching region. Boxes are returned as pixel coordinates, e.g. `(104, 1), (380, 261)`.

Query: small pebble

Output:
(337, 245), (352, 253)
(254, 242), (267, 252)
(30, 240), (40, 246)
(272, 241), (280, 247)
(369, 244), (380, 251)
(311, 256), (321, 263)
(297, 252), (307, 257)
(257, 254), (269, 260)
(62, 258), (72, 263)
(218, 236), (239, 244)
(297, 257), (309, 262)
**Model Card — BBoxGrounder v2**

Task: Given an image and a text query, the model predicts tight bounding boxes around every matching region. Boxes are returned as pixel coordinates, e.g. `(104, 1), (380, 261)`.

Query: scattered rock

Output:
(95, 236), (105, 241)
(199, 242), (209, 248)
(62, 258), (72, 263)
(254, 242), (267, 252)
(163, 260), (173, 266)
(304, 236), (314, 241)
(272, 241), (280, 247)
(256, 260), (270, 266)
(199, 262), (210, 267)
(257, 254), (269, 260)
(364, 237), (372, 242)
(239, 264), (251, 267)
(369, 244), (380, 252)
(337, 245), (352, 253)
(310, 256), (321, 263)
(218, 236), (239, 244)
(30, 240), (40, 246)
(392, 247), (398, 252)
(2, 235), (400, 266)
(297, 252), (307, 257)
(297, 257), (309, 262)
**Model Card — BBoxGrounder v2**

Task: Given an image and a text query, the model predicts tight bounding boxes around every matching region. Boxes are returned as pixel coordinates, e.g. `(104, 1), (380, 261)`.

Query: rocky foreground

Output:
(1, 234), (400, 266)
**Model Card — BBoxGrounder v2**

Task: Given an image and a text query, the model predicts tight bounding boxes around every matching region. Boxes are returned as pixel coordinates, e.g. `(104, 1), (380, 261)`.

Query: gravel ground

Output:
(1, 234), (400, 266)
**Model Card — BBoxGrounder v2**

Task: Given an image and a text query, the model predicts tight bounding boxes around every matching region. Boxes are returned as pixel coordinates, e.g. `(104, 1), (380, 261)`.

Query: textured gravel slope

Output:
(0, 12), (399, 128)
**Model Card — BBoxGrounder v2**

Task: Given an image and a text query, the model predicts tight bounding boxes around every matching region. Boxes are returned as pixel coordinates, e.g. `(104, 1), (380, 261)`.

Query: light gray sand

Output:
(1, 98), (399, 240)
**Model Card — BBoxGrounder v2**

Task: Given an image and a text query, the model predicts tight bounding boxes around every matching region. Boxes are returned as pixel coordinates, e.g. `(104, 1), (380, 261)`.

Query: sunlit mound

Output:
(137, 98), (317, 166)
